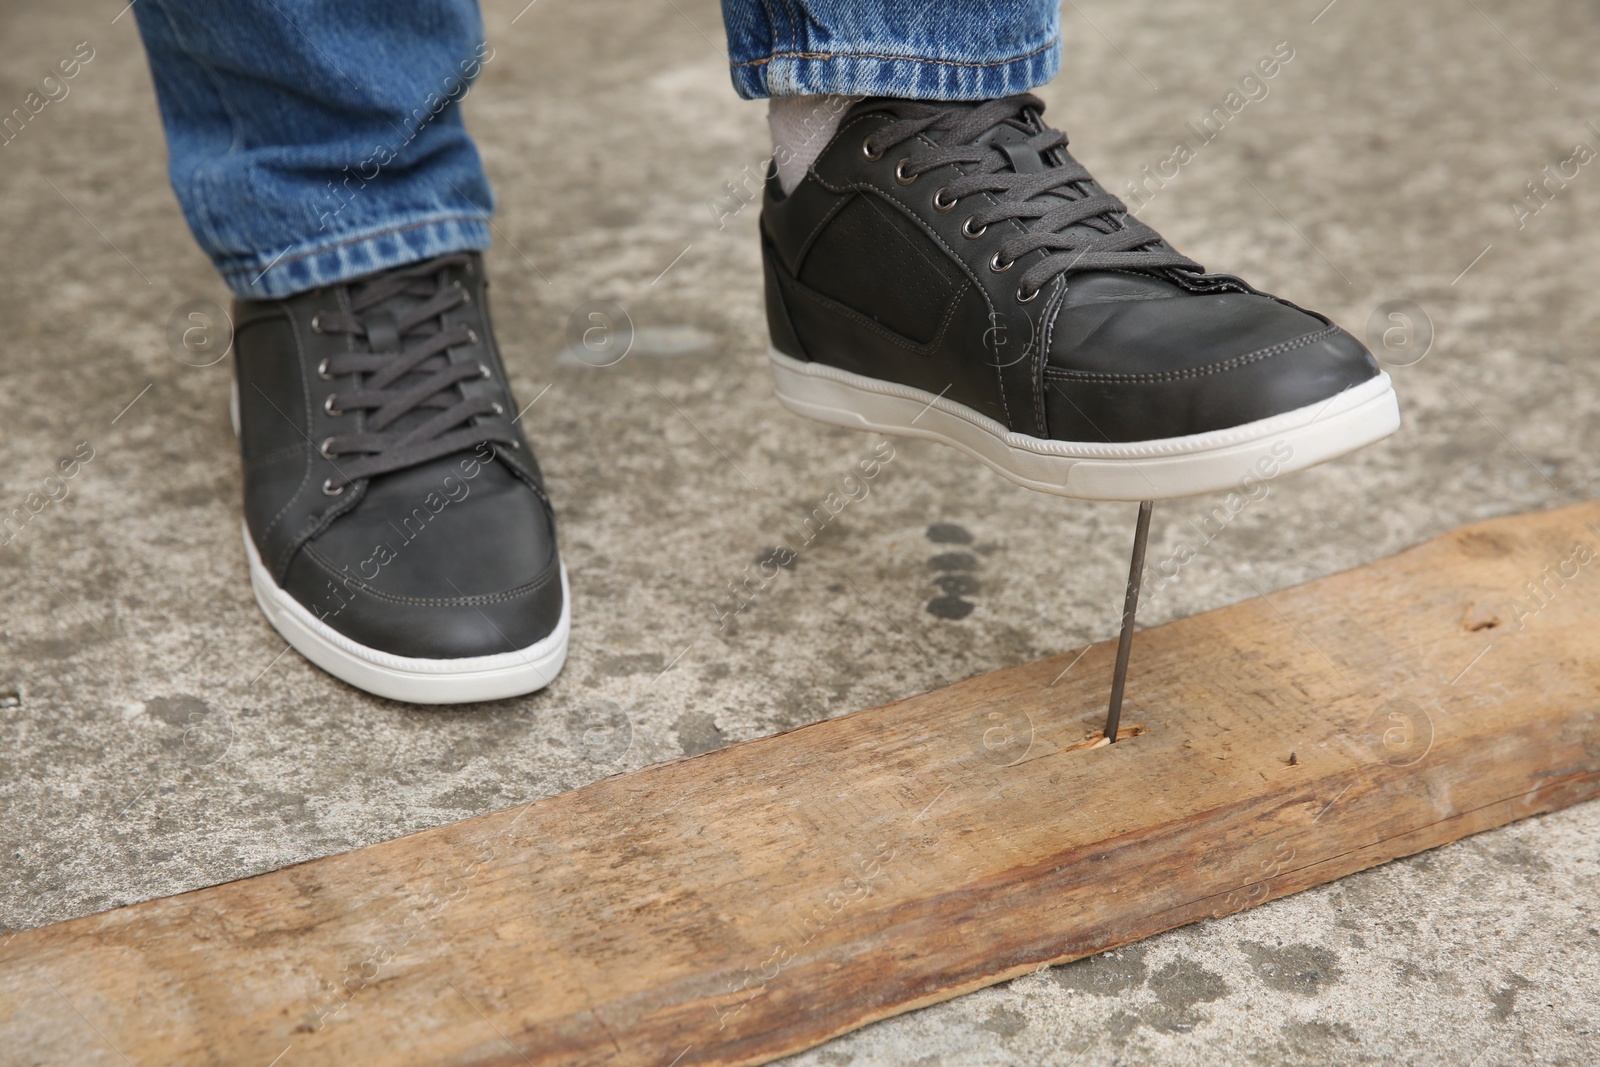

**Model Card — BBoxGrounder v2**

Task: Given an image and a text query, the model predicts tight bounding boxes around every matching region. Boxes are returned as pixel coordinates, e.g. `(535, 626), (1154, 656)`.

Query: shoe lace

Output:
(311, 254), (517, 493)
(861, 94), (1204, 299)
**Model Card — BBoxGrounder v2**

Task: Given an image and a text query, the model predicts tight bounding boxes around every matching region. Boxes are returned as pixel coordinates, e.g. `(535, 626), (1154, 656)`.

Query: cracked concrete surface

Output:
(2, 0), (1598, 1064)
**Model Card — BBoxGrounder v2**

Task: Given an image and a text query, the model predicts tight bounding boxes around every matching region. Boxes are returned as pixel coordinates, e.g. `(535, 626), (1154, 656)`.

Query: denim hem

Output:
(729, 35), (1060, 100)
(215, 215), (493, 299)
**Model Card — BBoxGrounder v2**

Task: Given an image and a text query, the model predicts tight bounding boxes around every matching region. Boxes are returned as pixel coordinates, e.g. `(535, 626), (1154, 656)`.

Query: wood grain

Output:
(4, 502), (1599, 1067)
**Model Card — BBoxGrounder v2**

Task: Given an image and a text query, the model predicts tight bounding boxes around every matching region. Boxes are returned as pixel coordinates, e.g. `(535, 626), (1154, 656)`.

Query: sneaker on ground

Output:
(230, 252), (567, 704)
(759, 94), (1400, 501)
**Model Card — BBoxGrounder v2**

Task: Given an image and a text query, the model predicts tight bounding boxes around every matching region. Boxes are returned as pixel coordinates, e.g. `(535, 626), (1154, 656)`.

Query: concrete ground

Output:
(3, 0), (1598, 1063)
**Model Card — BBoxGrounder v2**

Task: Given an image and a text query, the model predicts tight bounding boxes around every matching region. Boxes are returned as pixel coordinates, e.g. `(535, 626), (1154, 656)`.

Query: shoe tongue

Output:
(365, 285), (456, 438)
(971, 111), (1134, 251)
(974, 115), (1051, 173)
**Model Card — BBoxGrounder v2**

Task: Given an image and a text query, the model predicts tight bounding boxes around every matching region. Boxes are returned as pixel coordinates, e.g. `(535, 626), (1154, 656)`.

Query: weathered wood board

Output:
(4, 502), (1598, 1067)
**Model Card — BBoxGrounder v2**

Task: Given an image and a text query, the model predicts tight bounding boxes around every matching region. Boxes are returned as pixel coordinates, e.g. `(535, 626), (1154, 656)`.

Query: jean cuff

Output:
(214, 215), (492, 300)
(729, 36), (1060, 101)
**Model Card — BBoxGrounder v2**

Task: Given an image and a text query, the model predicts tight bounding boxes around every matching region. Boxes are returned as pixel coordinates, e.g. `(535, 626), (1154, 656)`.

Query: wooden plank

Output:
(4, 501), (1599, 1067)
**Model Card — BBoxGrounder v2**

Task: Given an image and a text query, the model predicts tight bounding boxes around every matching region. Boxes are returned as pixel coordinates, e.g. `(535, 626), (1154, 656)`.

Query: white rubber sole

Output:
(241, 526), (569, 705)
(768, 347), (1400, 501)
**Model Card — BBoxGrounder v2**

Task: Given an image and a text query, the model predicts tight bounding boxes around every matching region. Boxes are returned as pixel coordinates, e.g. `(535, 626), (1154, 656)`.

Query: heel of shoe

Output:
(761, 224), (809, 364)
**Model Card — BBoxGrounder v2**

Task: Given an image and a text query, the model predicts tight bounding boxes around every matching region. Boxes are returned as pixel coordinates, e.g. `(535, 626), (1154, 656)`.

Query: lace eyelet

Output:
(1016, 286), (1040, 304)
(862, 138), (884, 162)
(464, 328), (480, 345)
(322, 478), (345, 497)
(932, 188), (958, 213)
(491, 402), (504, 416)
(454, 280), (472, 304)
(478, 362), (492, 379)
(317, 358), (333, 380)
(319, 437), (337, 460)
(989, 252), (1014, 274)
(962, 218), (988, 239)
(323, 395), (343, 417)
(893, 159), (918, 185)
(310, 313), (327, 334)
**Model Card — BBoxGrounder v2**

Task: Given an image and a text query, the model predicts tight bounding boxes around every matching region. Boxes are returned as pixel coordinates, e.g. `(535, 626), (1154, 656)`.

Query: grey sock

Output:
(767, 94), (859, 194)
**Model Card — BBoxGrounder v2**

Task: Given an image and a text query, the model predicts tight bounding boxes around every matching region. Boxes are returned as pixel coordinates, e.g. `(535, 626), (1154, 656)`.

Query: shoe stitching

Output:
(259, 305), (317, 571)
(245, 442), (310, 468)
(970, 135), (1049, 436)
(787, 104), (1335, 435)
(815, 116), (1045, 427)
(793, 195), (855, 266)
(845, 197), (963, 306)
(273, 294), (372, 579)
(1035, 276), (1068, 435)
(806, 119), (997, 347)
(301, 545), (560, 607)
(1041, 326), (1338, 383)
(994, 357), (1013, 428)
(1102, 267), (1189, 294)
(815, 118), (998, 312)
(785, 268), (971, 353)
(465, 318), (552, 505)
(260, 283), (556, 588)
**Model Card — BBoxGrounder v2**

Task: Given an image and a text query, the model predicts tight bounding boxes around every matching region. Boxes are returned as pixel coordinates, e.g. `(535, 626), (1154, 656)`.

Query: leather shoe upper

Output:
(760, 95), (1381, 444)
(232, 253), (563, 660)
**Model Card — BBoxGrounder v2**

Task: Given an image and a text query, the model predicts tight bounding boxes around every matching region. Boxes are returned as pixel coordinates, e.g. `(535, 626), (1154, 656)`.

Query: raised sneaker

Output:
(759, 94), (1400, 501)
(230, 252), (567, 703)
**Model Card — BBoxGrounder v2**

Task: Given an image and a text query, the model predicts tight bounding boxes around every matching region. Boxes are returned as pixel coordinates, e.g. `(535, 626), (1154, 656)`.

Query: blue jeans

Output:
(134, 0), (1060, 299)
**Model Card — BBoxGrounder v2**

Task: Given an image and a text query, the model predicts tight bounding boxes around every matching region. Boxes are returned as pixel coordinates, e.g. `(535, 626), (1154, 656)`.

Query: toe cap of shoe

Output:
(281, 549), (565, 661)
(277, 459), (565, 661)
(1045, 291), (1381, 442)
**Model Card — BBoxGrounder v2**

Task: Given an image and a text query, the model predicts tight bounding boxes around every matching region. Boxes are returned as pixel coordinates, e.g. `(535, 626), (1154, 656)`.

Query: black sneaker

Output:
(229, 253), (567, 703)
(760, 95), (1399, 500)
